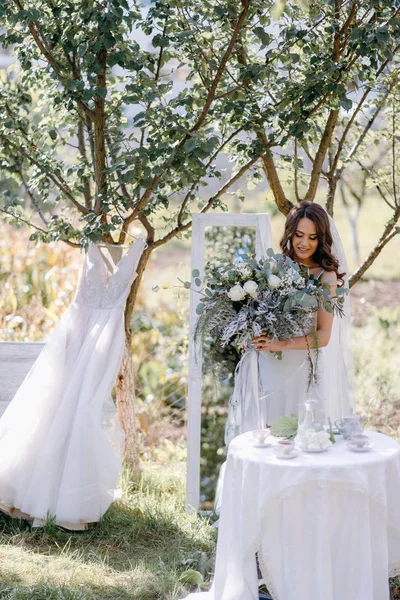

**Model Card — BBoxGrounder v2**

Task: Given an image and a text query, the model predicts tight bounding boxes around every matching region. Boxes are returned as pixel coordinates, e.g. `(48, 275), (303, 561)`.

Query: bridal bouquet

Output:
(193, 249), (346, 380)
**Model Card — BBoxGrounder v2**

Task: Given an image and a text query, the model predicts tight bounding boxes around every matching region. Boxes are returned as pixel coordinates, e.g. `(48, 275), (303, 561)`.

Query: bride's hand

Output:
(253, 334), (283, 352)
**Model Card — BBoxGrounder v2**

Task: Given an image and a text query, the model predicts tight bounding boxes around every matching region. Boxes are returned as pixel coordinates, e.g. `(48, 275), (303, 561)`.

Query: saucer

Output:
(273, 448), (300, 460)
(253, 440), (273, 448)
(347, 442), (373, 453)
(301, 446), (329, 453)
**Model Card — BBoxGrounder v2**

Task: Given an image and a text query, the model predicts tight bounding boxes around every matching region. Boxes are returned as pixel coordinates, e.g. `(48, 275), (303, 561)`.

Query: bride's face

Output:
(292, 217), (319, 265)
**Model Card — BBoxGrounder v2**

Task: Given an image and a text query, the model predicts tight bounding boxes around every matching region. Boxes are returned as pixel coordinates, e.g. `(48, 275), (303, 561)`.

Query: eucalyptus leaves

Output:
(193, 249), (347, 383)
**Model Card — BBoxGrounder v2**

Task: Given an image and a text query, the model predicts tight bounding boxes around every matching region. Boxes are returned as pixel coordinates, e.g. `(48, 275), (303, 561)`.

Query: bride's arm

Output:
(253, 271), (338, 352)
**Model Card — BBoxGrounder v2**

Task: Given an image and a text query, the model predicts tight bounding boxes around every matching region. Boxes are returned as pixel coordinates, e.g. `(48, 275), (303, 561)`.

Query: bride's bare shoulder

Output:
(320, 270), (337, 284)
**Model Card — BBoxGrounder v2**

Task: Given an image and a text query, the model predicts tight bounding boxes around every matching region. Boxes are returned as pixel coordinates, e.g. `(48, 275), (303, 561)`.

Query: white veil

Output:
(320, 213), (355, 419)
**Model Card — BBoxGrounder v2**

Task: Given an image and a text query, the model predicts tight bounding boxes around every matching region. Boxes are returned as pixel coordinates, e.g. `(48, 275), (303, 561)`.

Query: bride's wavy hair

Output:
(280, 201), (345, 286)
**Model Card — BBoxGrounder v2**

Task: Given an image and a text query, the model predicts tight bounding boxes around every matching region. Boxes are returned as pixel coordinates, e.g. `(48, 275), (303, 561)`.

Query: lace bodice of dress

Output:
(74, 240), (145, 310)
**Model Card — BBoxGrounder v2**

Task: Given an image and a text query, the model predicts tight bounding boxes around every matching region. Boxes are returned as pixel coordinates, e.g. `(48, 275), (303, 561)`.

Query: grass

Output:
(0, 444), (216, 600)
(353, 306), (400, 440)
(1, 434), (400, 599)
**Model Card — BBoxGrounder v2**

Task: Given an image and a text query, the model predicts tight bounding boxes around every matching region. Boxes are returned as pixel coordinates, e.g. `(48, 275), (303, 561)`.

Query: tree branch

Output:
(12, 0), (93, 120)
(0, 207), (79, 248)
(18, 169), (48, 225)
(339, 1), (357, 38)
(93, 37), (108, 214)
(0, 136), (90, 215)
(294, 138), (300, 202)
(77, 121), (93, 209)
(356, 159), (397, 211)
(152, 154), (259, 249)
(332, 0), (342, 61)
(349, 214), (400, 286)
(137, 213), (155, 244)
(330, 62), (399, 175)
(177, 127), (244, 226)
(189, 0), (250, 133)
(260, 148), (293, 215)
(306, 110), (339, 201)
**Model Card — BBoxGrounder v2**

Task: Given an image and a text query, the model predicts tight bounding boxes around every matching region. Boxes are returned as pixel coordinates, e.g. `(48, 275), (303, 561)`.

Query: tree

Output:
(1, 0), (399, 465)
(0, 0), (272, 468)
(222, 0), (400, 283)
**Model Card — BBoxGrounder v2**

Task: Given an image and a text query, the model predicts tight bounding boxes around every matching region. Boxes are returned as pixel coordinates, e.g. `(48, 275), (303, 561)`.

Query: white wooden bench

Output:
(0, 342), (45, 417)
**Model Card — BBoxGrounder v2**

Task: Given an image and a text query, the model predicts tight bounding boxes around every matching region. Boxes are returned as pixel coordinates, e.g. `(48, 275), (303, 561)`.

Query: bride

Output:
(224, 201), (354, 451)
(254, 200), (353, 425)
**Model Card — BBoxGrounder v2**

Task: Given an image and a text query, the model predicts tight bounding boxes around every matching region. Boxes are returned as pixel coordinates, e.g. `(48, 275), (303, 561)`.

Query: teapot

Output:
(334, 409), (367, 439)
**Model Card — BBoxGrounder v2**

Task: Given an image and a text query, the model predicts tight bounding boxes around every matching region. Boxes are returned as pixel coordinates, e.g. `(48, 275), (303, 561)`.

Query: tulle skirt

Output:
(0, 302), (125, 529)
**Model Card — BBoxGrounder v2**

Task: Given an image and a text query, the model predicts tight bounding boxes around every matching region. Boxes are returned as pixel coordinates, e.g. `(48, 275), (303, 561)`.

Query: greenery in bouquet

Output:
(192, 249), (347, 386)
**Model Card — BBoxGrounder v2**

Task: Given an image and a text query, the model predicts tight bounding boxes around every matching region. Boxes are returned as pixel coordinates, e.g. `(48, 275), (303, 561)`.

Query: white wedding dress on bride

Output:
(215, 212), (354, 513)
(224, 211), (354, 446)
(0, 239), (145, 530)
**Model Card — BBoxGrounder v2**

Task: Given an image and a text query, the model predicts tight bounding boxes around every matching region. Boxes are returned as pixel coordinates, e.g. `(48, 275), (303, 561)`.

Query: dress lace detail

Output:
(74, 243), (142, 309)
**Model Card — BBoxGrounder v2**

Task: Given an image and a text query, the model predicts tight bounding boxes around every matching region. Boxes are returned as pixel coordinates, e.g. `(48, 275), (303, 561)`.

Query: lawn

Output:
(0, 442), (216, 600)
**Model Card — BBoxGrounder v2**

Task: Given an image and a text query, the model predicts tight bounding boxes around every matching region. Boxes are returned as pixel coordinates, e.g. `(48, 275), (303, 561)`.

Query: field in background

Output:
(1, 192), (399, 341)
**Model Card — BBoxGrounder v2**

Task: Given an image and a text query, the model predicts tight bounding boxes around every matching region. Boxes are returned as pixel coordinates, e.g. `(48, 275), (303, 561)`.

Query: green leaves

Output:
(152, 34), (170, 48)
(1, 0), (399, 254)
(270, 414), (298, 439)
(94, 87), (107, 99)
(179, 569), (204, 588)
(253, 26), (271, 48)
(184, 136), (220, 160)
(196, 303), (205, 315)
(339, 95), (353, 112)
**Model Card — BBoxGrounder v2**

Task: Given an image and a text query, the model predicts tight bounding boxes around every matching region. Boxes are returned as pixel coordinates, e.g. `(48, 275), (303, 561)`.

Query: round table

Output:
(184, 430), (400, 600)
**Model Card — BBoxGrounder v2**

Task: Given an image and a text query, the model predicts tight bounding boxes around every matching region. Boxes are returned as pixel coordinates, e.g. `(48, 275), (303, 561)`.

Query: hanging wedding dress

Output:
(0, 239), (145, 530)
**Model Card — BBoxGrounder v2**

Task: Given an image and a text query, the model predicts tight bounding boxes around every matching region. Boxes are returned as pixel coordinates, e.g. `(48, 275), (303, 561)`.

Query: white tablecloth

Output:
(184, 431), (400, 600)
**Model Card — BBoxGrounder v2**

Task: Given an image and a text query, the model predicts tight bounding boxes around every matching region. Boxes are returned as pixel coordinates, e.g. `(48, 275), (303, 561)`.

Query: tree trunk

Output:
(325, 170), (341, 216)
(340, 184), (361, 263)
(115, 247), (152, 470)
(115, 330), (140, 471)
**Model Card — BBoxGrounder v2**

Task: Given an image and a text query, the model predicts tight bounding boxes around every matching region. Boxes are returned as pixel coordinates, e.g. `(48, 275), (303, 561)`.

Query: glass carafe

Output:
(298, 391), (325, 433)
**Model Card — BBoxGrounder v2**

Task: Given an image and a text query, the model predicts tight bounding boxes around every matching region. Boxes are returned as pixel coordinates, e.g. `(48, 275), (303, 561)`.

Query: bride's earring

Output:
(286, 239), (291, 250)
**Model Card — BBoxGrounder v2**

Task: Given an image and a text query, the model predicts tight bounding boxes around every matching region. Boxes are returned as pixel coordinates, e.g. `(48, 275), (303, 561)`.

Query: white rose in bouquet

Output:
(227, 284), (246, 301)
(243, 280), (258, 298)
(268, 274), (282, 288)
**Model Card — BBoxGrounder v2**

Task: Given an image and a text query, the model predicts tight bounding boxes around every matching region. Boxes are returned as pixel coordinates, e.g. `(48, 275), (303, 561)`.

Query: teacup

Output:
(349, 434), (369, 448)
(276, 439), (295, 456)
(252, 429), (270, 445)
